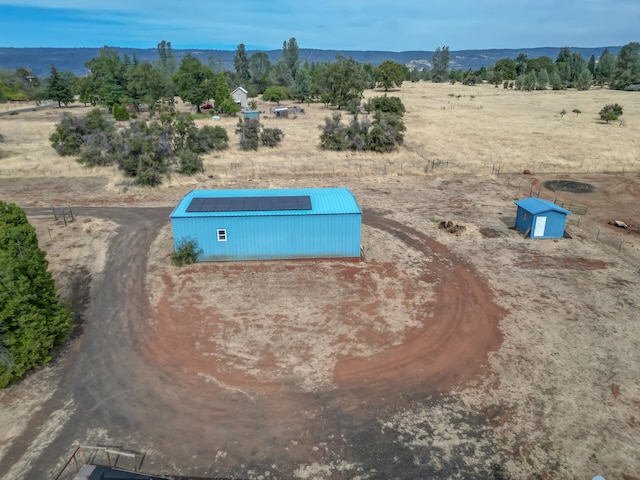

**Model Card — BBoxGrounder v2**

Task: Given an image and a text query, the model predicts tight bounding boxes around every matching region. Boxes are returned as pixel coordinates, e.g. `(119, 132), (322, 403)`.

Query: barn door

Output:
(533, 216), (547, 237)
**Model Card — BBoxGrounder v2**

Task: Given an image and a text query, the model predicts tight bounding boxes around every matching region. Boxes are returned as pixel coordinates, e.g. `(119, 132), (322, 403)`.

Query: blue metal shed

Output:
(170, 188), (362, 261)
(514, 197), (571, 239)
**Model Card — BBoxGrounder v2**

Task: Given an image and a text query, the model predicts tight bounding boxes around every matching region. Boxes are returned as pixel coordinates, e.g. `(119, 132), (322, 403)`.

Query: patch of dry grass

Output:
(1, 83), (639, 184)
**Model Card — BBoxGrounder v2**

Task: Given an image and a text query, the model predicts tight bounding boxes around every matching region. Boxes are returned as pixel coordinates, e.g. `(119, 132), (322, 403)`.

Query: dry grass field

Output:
(0, 82), (639, 480)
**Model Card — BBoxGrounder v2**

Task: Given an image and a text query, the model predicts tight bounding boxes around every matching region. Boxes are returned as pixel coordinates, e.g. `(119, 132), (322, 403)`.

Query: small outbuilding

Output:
(231, 86), (249, 110)
(243, 110), (260, 120)
(514, 197), (572, 239)
(170, 188), (362, 261)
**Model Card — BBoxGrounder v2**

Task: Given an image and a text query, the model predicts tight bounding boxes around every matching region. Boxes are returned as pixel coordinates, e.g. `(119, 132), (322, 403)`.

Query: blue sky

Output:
(0, 0), (637, 51)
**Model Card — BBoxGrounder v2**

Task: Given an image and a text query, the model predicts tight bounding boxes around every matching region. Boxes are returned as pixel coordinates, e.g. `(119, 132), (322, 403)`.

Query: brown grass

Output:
(1, 82), (638, 183)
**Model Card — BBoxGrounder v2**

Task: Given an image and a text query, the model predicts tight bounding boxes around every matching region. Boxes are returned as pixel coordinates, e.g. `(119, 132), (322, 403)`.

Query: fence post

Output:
(597, 228), (601, 240)
(619, 240), (623, 252)
(51, 204), (58, 220)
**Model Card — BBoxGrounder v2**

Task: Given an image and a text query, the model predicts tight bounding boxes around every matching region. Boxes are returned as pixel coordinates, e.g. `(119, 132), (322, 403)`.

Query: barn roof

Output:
(515, 197), (572, 215)
(171, 188), (361, 218)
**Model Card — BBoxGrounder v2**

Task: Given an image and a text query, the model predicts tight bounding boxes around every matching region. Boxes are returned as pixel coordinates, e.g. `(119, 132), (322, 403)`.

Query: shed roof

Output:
(232, 86), (248, 95)
(171, 188), (361, 218)
(515, 197), (572, 215)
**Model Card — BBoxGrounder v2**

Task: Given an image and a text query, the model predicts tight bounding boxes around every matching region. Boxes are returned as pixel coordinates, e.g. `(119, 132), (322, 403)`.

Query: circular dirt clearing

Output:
(543, 179), (595, 194)
(145, 213), (504, 400)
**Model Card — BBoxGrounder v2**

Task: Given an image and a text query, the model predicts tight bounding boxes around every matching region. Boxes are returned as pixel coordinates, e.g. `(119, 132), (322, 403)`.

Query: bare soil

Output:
(0, 82), (639, 480)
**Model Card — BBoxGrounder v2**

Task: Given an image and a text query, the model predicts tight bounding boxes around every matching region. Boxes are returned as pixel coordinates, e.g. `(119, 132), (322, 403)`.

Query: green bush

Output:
(171, 237), (202, 266)
(260, 127), (284, 147)
(364, 95), (405, 116)
(319, 113), (349, 151)
(175, 148), (203, 175)
(599, 103), (623, 123)
(190, 125), (229, 153)
(113, 103), (130, 121)
(236, 118), (261, 151)
(0, 202), (72, 388)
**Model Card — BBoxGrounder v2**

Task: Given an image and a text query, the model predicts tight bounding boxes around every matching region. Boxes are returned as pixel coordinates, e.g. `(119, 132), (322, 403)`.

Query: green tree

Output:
(318, 55), (365, 109)
(234, 43), (250, 82)
(493, 58), (517, 82)
(236, 118), (261, 150)
(292, 67), (312, 102)
(375, 60), (406, 91)
(174, 55), (214, 112)
(612, 42), (640, 90)
(127, 61), (164, 112)
(526, 56), (554, 74)
(269, 60), (295, 88)
(515, 53), (528, 76)
(595, 51), (616, 86)
(431, 46), (450, 82)
(282, 37), (300, 78)
(575, 67), (592, 91)
(213, 73), (232, 110)
(84, 47), (129, 110)
(249, 51), (271, 93)
(46, 65), (74, 107)
(549, 69), (564, 90)
(0, 202), (71, 388)
(587, 54), (596, 76)
(154, 40), (177, 105)
(536, 69), (549, 90)
(522, 71), (537, 91)
(262, 86), (289, 104)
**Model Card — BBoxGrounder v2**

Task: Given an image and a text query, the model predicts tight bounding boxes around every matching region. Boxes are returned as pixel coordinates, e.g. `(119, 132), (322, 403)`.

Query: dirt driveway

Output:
(0, 173), (639, 479)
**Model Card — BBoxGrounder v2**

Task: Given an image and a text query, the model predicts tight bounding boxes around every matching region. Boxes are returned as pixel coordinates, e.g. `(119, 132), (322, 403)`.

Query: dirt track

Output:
(0, 172), (639, 479)
(1, 203), (503, 479)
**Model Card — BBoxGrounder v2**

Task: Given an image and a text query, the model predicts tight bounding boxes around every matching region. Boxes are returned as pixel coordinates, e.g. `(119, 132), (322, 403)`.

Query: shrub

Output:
(236, 118), (261, 151)
(599, 103), (623, 123)
(364, 95), (405, 116)
(319, 113), (349, 151)
(113, 103), (130, 121)
(190, 125), (229, 153)
(367, 112), (406, 152)
(171, 237), (202, 266)
(175, 148), (203, 175)
(260, 127), (284, 147)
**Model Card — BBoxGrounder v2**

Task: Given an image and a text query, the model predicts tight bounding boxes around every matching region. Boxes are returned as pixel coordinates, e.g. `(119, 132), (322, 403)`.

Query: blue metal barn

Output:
(170, 188), (362, 261)
(514, 197), (572, 239)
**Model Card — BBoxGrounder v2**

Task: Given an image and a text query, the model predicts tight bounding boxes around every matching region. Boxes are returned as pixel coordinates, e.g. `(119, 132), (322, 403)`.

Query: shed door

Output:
(533, 216), (547, 237)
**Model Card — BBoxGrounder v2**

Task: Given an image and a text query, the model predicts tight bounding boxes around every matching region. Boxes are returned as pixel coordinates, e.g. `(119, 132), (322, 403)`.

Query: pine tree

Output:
(0, 202), (71, 387)
(46, 65), (74, 107)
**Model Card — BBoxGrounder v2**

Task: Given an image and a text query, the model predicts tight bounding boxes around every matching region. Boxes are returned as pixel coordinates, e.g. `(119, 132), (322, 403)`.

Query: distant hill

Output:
(0, 46), (621, 77)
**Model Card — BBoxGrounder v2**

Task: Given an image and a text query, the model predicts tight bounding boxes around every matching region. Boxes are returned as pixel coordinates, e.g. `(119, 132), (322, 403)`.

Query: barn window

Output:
(217, 229), (227, 242)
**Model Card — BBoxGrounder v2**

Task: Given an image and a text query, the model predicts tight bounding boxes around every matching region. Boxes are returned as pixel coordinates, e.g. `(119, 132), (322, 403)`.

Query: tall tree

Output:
(317, 56), (365, 109)
(173, 55), (214, 112)
(234, 43), (250, 83)
(46, 65), (74, 107)
(587, 54), (596, 76)
(595, 51), (617, 86)
(575, 67), (592, 91)
(282, 37), (300, 78)
(492, 58), (517, 82)
(84, 46), (128, 110)
(515, 53), (528, 76)
(154, 40), (177, 104)
(431, 46), (450, 83)
(127, 61), (164, 111)
(375, 60), (406, 91)
(249, 51), (271, 93)
(269, 60), (295, 88)
(292, 67), (312, 102)
(612, 41), (640, 90)
(0, 202), (71, 388)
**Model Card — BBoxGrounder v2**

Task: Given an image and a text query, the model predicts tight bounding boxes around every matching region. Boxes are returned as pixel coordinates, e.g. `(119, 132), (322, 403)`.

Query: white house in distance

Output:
(231, 87), (249, 110)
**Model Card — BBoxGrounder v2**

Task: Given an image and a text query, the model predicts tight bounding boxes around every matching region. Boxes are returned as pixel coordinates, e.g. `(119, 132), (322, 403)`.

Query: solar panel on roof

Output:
(186, 195), (312, 213)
